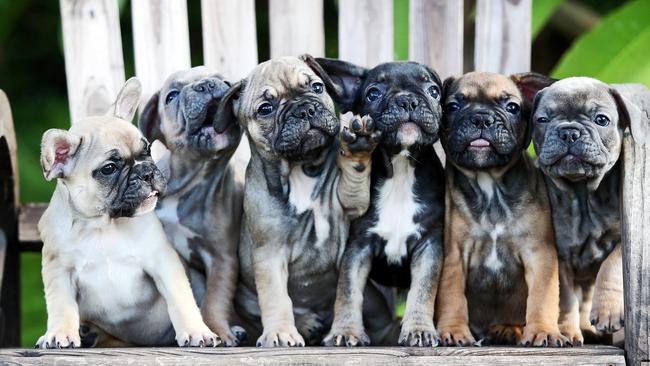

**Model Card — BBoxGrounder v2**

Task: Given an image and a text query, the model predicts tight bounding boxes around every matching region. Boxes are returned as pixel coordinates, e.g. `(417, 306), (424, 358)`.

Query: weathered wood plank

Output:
(338, 0), (393, 67)
(0, 90), (18, 203)
(409, 0), (463, 79)
(474, 0), (531, 74)
(269, 0), (324, 58)
(621, 88), (650, 365)
(0, 346), (625, 365)
(60, 0), (125, 122)
(201, 0), (258, 80)
(132, 0), (191, 111)
(18, 203), (46, 251)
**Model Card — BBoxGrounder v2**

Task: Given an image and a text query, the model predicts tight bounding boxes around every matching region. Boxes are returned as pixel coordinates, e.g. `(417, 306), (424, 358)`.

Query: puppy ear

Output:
(302, 54), (367, 113)
(423, 65), (443, 91)
(610, 87), (648, 145)
(108, 77), (142, 122)
(138, 91), (165, 144)
(40, 129), (82, 181)
(215, 80), (244, 132)
(510, 72), (556, 113)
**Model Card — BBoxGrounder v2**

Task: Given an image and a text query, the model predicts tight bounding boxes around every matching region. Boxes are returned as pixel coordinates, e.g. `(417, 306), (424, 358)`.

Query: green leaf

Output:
(394, 0), (409, 60)
(552, 0), (650, 85)
(532, 0), (564, 38)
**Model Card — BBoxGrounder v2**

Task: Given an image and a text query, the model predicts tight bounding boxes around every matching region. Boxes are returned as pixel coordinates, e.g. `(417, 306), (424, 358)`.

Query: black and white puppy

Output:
(315, 59), (445, 347)
(531, 77), (649, 345)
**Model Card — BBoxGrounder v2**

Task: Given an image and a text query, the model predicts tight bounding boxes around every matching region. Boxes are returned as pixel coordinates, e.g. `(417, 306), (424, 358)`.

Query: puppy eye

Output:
(427, 85), (440, 100)
(536, 116), (550, 123)
(257, 102), (274, 116)
(594, 114), (610, 126)
(445, 102), (460, 113)
(366, 87), (382, 102)
(165, 90), (180, 105)
(100, 163), (118, 176)
(505, 102), (520, 114)
(312, 82), (324, 94)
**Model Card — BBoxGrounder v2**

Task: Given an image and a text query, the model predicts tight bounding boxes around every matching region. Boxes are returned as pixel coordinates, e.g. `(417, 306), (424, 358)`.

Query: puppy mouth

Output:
(396, 122), (422, 146)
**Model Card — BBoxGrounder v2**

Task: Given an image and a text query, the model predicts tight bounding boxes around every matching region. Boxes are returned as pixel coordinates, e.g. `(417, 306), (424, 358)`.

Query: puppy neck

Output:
(164, 149), (231, 194)
(375, 143), (436, 179)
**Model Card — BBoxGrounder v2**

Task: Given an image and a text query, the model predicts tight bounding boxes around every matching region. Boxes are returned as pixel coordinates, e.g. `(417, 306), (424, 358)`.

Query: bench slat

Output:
(269, 0), (324, 58)
(338, 0), (393, 67)
(18, 203), (46, 251)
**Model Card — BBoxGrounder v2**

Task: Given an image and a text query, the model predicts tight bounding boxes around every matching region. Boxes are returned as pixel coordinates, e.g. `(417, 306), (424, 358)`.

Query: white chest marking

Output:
(484, 224), (505, 272)
(288, 166), (330, 247)
(371, 154), (422, 265)
(477, 172), (495, 200)
(156, 197), (198, 261)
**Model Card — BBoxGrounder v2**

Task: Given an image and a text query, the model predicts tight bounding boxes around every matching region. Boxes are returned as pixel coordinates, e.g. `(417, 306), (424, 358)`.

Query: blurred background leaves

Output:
(0, 0), (646, 346)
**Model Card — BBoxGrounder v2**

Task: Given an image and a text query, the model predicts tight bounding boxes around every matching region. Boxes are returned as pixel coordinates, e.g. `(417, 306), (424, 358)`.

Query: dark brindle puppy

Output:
(436, 72), (568, 347)
(531, 77), (649, 345)
(215, 55), (395, 347)
(139, 67), (245, 346)
(314, 59), (445, 347)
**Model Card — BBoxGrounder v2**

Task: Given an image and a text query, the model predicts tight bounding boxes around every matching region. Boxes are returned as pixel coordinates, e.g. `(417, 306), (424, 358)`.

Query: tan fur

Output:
(590, 244), (624, 333)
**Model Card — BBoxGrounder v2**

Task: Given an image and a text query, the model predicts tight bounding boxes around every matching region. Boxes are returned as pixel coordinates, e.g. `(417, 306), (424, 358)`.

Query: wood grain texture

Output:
(622, 134), (650, 366)
(409, 0), (463, 79)
(60, 0), (125, 122)
(132, 0), (191, 111)
(0, 346), (625, 365)
(0, 90), (19, 203)
(474, 0), (531, 74)
(269, 0), (324, 58)
(18, 203), (46, 251)
(201, 0), (258, 80)
(338, 0), (393, 68)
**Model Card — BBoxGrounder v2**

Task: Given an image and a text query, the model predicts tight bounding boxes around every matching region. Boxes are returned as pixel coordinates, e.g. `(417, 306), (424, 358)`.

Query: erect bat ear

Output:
(214, 80), (244, 132)
(610, 86), (648, 145)
(40, 129), (82, 181)
(108, 77), (142, 122)
(138, 91), (165, 144)
(301, 54), (368, 113)
(510, 72), (556, 114)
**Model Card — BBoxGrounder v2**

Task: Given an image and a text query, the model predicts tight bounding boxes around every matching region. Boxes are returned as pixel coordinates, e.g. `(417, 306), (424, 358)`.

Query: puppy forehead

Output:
(452, 72), (521, 100)
(72, 117), (146, 159)
(539, 78), (616, 114)
(248, 57), (315, 95)
(162, 66), (224, 90)
(369, 62), (432, 83)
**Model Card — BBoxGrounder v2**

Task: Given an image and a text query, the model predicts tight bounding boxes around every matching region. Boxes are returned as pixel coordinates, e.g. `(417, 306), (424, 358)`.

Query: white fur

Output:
(477, 172), (495, 201)
(485, 224), (505, 272)
(370, 154), (422, 265)
(288, 166), (330, 248)
(156, 196), (199, 261)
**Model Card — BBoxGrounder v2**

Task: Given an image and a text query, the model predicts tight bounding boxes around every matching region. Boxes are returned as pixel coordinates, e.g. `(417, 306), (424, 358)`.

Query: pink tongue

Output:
(470, 138), (491, 147)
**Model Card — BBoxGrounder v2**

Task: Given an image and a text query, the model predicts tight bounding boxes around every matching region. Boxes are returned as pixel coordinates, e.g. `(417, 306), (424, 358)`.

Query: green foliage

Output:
(394, 0), (409, 60)
(552, 0), (650, 85)
(21, 253), (46, 346)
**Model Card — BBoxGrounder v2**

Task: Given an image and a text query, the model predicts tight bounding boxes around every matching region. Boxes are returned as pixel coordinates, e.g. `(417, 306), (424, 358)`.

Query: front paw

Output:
(339, 114), (381, 158)
(520, 324), (569, 347)
(398, 324), (439, 347)
(559, 322), (584, 346)
(322, 325), (370, 347)
(438, 324), (476, 346)
(487, 324), (523, 345)
(35, 328), (81, 349)
(590, 290), (624, 334)
(176, 325), (220, 347)
(209, 324), (246, 347)
(256, 325), (305, 347)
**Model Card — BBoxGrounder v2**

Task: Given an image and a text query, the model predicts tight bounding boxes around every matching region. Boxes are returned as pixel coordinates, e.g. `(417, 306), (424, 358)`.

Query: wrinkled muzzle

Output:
(108, 161), (166, 218)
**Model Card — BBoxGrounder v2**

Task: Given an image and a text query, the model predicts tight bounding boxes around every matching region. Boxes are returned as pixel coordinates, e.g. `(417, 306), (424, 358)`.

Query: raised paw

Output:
(339, 114), (382, 157)
(520, 324), (569, 347)
(487, 324), (524, 345)
(590, 291), (624, 334)
(559, 323), (584, 347)
(322, 326), (370, 347)
(256, 326), (305, 347)
(438, 324), (476, 347)
(176, 326), (221, 347)
(398, 325), (439, 347)
(35, 328), (81, 349)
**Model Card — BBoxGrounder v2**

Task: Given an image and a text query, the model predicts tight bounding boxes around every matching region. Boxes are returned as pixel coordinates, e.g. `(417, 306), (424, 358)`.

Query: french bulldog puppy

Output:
(139, 67), (245, 346)
(36, 78), (218, 348)
(531, 77), (649, 345)
(313, 59), (445, 347)
(216, 55), (394, 347)
(436, 72), (568, 347)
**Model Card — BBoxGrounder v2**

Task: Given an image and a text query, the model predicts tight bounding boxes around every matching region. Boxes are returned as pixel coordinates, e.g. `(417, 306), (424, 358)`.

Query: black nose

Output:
(292, 103), (316, 120)
(559, 127), (581, 143)
(396, 94), (419, 111)
(470, 113), (495, 128)
(192, 79), (217, 93)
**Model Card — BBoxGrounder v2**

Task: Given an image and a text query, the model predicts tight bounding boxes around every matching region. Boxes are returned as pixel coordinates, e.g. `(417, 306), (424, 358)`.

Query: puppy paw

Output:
(209, 324), (245, 347)
(398, 324), (439, 347)
(590, 297), (624, 334)
(256, 326), (305, 347)
(35, 328), (81, 349)
(339, 115), (381, 160)
(176, 326), (221, 347)
(322, 326), (370, 347)
(520, 324), (569, 347)
(487, 324), (523, 345)
(559, 323), (584, 346)
(295, 312), (325, 344)
(438, 324), (476, 346)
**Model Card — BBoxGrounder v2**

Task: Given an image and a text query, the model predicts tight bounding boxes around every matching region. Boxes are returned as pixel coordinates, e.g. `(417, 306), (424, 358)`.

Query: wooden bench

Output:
(0, 1), (646, 365)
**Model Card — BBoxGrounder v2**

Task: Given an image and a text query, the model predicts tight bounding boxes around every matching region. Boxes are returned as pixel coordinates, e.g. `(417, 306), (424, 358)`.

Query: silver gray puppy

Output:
(139, 67), (246, 346)
(215, 55), (395, 347)
(531, 77), (649, 345)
